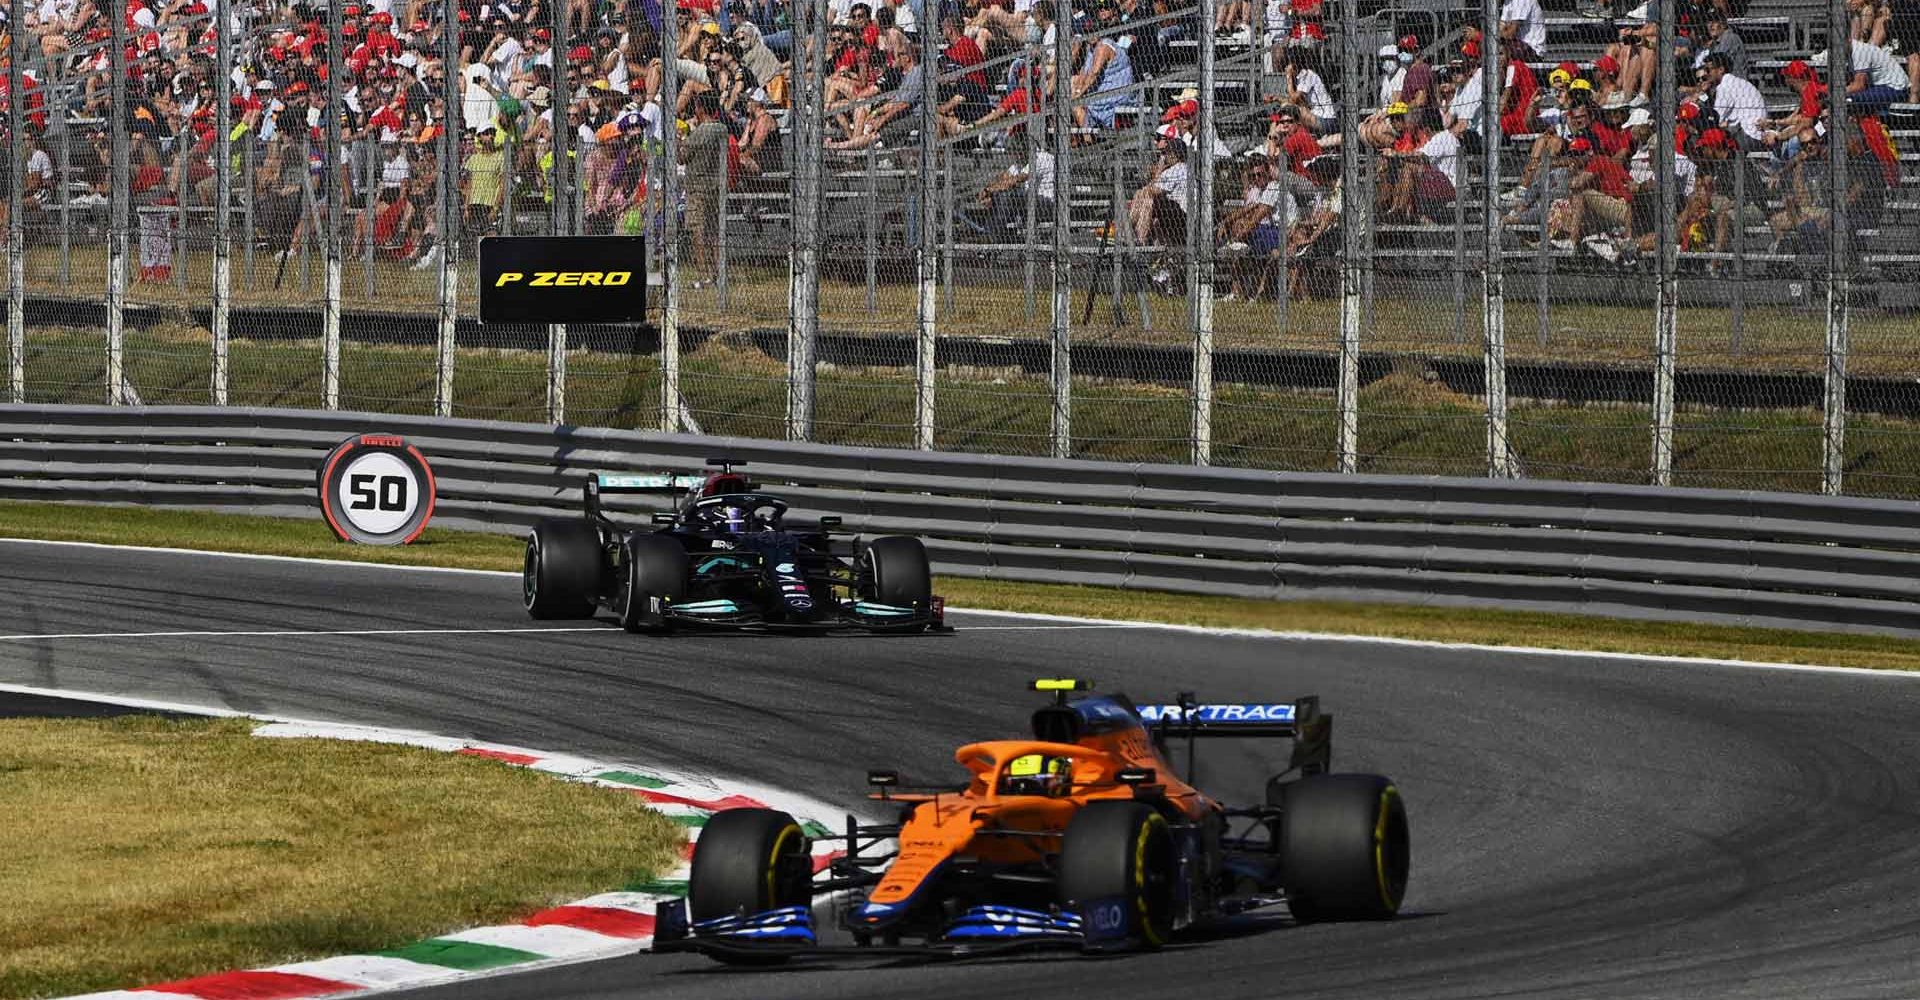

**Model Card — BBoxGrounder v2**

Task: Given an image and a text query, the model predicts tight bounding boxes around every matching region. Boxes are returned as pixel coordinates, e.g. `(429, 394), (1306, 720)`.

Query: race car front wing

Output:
(651, 895), (1132, 960)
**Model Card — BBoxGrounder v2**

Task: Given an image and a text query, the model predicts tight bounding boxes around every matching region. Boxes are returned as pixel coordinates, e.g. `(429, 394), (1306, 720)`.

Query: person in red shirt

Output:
(1498, 43), (1538, 137)
(1267, 106), (1324, 177)
(1567, 137), (1632, 244)
(1759, 59), (1827, 148)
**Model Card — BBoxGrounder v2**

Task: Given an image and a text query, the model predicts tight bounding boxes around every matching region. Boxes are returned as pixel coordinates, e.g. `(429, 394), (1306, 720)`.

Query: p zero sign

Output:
(318, 435), (437, 545)
(478, 235), (649, 324)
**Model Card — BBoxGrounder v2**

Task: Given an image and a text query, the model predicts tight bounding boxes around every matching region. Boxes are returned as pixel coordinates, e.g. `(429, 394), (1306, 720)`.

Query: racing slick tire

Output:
(858, 535), (931, 607)
(1280, 773), (1409, 923)
(619, 534), (688, 633)
(688, 808), (814, 966)
(1058, 801), (1177, 949)
(523, 520), (601, 620)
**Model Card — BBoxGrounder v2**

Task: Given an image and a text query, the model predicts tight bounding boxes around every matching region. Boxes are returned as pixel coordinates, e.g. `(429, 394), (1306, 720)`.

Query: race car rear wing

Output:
(1144, 693), (1332, 778)
(582, 473), (706, 521)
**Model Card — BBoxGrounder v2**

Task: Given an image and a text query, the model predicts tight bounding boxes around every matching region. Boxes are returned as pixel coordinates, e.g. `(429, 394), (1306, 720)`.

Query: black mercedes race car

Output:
(521, 461), (946, 634)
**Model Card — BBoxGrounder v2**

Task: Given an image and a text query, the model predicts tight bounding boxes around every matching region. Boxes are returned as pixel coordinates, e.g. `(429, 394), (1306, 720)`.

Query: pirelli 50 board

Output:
(478, 236), (649, 324)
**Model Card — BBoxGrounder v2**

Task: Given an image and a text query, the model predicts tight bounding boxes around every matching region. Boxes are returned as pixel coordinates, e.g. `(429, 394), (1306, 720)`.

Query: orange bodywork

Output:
(862, 732), (1213, 911)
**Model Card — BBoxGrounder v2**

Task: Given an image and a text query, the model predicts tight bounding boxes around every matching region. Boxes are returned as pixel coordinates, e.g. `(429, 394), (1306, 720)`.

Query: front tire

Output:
(619, 534), (688, 633)
(1058, 801), (1177, 949)
(858, 536), (931, 614)
(1280, 773), (1409, 923)
(524, 520), (600, 620)
(689, 808), (814, 965)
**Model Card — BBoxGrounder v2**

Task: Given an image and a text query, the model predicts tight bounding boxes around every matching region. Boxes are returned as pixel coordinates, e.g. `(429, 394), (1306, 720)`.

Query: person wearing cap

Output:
(463, 122), (508, 237)
(1561, 133), (1633, 251)
(1386, 116), (1468, 223)
(1218, 150), (1319, 300)
(826, 36), (922, 150)
(1759, 59), (1827, 148)
(1398, 36), (1438, 130)
(1700, 51), (1766, 148)
(1274, 44), (1338, 134)
(1378, 43), (1409, 105)
(1263, 105), (1326, 177)
(679, 91), (728, 288)
(1130, 125), (1192, 280)
(1588, 106), (1697, 262)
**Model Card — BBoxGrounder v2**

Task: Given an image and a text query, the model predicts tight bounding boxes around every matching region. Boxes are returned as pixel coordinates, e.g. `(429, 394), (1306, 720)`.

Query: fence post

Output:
(548, 0), (570, 426)
(1730, 152), (1745, 350)
(1822, 2), (1850, 495)
(1025, 38), (1040, 324)
(787, 0), (825, 441)
(1050, 2), (1073, 459)
(107, 6), (128, 405)
(661, 0), (684, 433)
(914, 17), (939, 450)
(1481, 0), (1510, 477)
(1335, 4), (1360, 473)
(1650, 0), (1677, 485)
(243, 140), (256, 287)
(864, 146), (877, 313)
(1192, 0), (1215, 466)
(7, 0), (23, 405)
(362, 142), (376, 301)
(323, 1), (345, 412)
(212, 2), (232, 405)
(435, 4), (460, 417)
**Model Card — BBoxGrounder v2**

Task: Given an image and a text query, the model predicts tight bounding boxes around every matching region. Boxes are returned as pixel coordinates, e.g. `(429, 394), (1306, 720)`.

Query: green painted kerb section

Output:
(592, 770), (673, 789)
(625, 877), (690, 895)
(378, 938), (545, 970)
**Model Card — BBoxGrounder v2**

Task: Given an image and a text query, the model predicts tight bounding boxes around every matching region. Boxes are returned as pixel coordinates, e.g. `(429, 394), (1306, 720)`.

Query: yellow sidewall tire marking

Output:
(767, 824), (803, 907)
(1374, 786), (1402, 912)
(1134, 813), (1168, 947)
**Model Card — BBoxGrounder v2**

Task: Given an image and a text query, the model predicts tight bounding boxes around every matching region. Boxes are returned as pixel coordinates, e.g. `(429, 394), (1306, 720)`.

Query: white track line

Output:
(4, 537), (1916, 678)
(0, 626), (621, 642)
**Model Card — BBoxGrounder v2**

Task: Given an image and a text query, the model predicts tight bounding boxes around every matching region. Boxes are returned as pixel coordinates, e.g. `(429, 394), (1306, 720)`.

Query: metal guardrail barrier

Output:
(5, 404), (1920, 638)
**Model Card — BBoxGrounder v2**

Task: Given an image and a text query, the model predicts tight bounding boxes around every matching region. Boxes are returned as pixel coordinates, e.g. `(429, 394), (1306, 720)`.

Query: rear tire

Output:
(619, 534), (687, 633)
(523, 520), (600, 620)
(858, 536), (931, 608)
(1058, 801), (1177, 949)
(1280, 773), (1409, 923)
(689, 808), (813, 965)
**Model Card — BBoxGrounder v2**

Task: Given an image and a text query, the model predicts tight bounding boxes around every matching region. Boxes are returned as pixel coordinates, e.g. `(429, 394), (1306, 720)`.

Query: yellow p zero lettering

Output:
(529, 272), (556, 286)
(494, 272), (524, 286)
(579, 272), (603, 286)
(555, 272), (581, 286)
(606, 271), (632, 286)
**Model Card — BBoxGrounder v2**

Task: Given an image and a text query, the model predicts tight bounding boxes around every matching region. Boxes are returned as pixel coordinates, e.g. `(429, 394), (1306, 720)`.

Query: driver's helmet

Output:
(713, 502), (769, 534)
(999, 753), (1070, 797)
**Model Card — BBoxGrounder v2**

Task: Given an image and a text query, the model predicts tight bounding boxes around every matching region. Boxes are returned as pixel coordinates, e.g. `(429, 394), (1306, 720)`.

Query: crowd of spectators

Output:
(0, 0), (1911, 292)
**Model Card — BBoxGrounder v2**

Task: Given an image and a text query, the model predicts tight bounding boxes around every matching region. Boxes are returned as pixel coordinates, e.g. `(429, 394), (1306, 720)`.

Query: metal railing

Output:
(5, 404), (1920, 637)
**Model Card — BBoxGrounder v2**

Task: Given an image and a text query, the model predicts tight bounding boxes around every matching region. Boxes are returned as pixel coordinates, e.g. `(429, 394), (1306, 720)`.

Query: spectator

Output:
(1070, 0), (1132, 131)
(1815, 39), (1913, 113)
(1397, 36), (1438, 130)
(1851, 0), (1891, 44)
(1129, 124), (1190, 287)
(1602, 21), (1655, 107)
(1560, 136), (1633, 250)
(1217, 153), (1295, 301)
(1385, 116), (1467, 223)
(1499, 0), (1545, 60)
(971, 127), (1053, 232)
(1263, 104), (1324, 176)
(1700, 52), (1765, 148)
(1274, 41), (1337, 134)
(826, 34), (920, 150)
(1698, 10), (1748, 77)
(464, 121), (508, 235)
(1377, 43), (1408, 106)
(1589, 107), (1697, 262)
(1890, 0), (1920, 104)
(1761, 59), (1826, 148)
(682, 91), (727, 287)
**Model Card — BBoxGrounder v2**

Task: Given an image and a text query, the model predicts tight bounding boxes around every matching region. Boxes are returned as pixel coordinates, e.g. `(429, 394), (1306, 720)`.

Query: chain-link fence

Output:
(5, 0), (1918, 495)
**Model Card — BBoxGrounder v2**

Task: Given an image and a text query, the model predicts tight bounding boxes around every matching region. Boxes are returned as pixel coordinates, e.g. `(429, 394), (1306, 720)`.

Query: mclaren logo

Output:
(493, 270), (634, 287)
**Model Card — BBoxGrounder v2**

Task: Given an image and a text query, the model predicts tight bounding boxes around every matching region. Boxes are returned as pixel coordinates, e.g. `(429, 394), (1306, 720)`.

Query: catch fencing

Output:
(4, 0), (1918, 495)
(6, 403), (1920, 637)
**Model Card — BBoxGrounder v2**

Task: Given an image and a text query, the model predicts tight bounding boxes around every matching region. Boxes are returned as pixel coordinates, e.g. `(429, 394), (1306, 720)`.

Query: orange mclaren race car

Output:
(653, 679), (1410, 961)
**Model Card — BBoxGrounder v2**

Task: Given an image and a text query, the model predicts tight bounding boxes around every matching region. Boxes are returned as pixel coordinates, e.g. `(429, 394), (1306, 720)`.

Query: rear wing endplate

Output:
(1144, 695), (1332, 776)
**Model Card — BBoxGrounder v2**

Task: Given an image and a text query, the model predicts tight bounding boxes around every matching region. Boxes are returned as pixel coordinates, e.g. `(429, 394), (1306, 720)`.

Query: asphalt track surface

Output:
(5, 540), (1920, 999)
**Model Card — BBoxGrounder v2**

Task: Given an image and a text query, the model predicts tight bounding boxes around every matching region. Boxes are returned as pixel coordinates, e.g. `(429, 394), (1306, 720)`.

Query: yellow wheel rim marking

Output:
(767, 824), (803, 907)
(1374, 786), (1401, 911)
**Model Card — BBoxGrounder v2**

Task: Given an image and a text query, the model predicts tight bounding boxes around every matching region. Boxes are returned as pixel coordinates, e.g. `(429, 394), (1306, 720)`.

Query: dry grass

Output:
(0, 716), (683, 999)
(5, 499), (1920, 671)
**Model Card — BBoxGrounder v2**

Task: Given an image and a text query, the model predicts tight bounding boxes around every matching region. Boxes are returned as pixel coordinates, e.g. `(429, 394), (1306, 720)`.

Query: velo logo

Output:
(318, 434), (438, 545)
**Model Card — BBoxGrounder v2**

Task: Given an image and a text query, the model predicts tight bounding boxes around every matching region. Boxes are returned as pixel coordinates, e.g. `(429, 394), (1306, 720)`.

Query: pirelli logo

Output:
(493, 271), (635, 288)
(479, 236), (649, 324)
